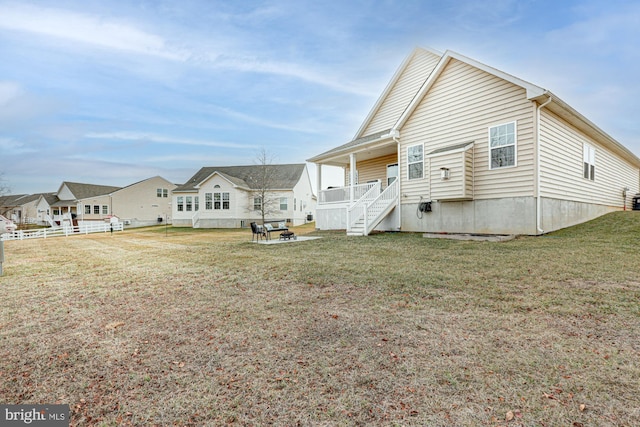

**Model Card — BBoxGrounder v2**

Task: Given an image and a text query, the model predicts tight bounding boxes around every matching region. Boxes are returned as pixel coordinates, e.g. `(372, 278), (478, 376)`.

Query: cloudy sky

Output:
(1, 0), (639, 195)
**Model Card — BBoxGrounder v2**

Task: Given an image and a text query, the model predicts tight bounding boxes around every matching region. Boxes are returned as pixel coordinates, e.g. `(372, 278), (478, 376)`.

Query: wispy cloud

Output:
(0, 2), (378, 96)
(85, 131), (256, 149)
(0, 2), (189, 60)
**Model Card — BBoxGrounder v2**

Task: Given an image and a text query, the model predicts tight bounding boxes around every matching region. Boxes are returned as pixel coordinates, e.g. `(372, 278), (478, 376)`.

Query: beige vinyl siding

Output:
(362, 49), (441, 136)
(540, 109), (639, 208)
(80, 195), (111, 220)
(429, 148), (473, 200)
(346, 154), (398, 187)
(400, 59), (535, 204)
(110, 176), (175, 222)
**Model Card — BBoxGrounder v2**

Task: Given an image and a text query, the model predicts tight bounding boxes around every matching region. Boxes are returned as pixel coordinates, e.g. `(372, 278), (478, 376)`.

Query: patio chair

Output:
(250, 222), (264, 242)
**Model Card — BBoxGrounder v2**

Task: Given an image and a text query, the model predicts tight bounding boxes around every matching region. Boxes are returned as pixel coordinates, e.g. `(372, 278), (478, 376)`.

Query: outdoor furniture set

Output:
(250, 222), (295, 242)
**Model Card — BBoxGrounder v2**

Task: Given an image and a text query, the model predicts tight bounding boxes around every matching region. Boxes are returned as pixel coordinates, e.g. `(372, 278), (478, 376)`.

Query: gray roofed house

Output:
(172, 164), (316, 228)
(1, 176), (176, 228)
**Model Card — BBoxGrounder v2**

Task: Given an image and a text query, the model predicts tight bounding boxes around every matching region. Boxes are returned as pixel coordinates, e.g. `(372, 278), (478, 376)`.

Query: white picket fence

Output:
(0, 222), (124, 241)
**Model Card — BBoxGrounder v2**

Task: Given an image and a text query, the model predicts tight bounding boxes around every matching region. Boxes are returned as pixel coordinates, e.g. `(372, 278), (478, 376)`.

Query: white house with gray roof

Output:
(172, 164), (316, 228)
(308, 47), (640, 236)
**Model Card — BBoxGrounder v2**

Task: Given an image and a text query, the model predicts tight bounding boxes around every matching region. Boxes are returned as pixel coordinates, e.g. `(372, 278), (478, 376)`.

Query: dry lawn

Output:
(1, 214), (639, 426)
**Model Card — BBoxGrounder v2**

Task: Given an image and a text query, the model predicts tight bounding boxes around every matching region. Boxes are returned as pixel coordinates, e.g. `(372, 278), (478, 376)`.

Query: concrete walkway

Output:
(423, 233), (516, 242)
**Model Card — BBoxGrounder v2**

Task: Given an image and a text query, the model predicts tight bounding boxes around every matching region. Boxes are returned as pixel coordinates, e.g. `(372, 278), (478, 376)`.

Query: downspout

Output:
(536, 95), (552, 234)
(392, 130), (402, 231)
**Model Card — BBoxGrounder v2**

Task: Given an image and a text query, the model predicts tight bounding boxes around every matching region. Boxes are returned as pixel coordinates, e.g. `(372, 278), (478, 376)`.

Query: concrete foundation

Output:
(402, 197), (537, 235)
(540, 198), (617, 233)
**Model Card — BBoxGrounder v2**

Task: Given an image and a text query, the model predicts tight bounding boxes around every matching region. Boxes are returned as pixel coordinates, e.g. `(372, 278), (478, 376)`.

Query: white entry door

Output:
(387, 163), (398, 186)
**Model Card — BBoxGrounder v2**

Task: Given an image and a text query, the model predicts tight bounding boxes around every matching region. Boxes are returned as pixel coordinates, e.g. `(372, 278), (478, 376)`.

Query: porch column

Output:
(315, 163), (322, 198)
(349, 153), (356, 203)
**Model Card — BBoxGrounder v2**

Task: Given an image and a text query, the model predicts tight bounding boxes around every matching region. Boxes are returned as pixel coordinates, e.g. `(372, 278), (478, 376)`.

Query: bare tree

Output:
(0, 173), (9, 197)
(247, 148), (280, 225)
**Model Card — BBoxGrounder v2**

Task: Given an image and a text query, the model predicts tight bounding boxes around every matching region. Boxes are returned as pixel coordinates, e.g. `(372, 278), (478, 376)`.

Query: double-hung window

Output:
(93, 205), (100, 214)
(177, 196), (184, 211)
(280, 197), (288, 211)
(85, 205), (91, 214)
(205, 193), (212, 210)
(407, 144), (424, 180)
(583, 143), (595, 181)
(254, 197), (262, 211)
(186, 196), (192, 212)
(489, 122), (516, 169)
(222, 193), (229, 209)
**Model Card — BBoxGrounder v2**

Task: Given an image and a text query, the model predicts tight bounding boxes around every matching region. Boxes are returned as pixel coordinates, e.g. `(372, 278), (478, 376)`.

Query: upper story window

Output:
(85, 205), (91, 214)
(407, 144), (424, 180)
(157, 188), (169, 197)
(489, 122), (516, 169)
(280, 197), (288, 211)
(254, 197), (262, 211)
(583, 143), (596, 181)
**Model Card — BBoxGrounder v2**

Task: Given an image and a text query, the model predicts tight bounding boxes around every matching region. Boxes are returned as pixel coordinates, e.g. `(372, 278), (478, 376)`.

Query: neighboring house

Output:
(0, 176), (176, 228)
(53, 181), (122, 225)
(172, 164), (316, 228)
(0, 194), (28, 223)
(55, 177), (176, 227)
(1, 193), (58, 225)
(308, 47), (640, 236)
(110, 176), (176, 227)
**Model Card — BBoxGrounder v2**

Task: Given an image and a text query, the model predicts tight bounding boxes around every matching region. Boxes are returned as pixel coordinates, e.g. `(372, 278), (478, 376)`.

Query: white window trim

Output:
(407, 143), (424, 180)
(583, 143), (596, 181)
(488, 121), (518, 170)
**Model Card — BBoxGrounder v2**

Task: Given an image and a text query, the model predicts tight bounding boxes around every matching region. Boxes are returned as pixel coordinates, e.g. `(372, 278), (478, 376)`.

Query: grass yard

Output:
(1, 213), (639, 426)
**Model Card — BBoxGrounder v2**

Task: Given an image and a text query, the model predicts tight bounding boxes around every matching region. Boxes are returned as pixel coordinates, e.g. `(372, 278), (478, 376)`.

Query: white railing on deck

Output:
(1, 222), (124, 241)
(192, 211), (200, 228)
(363, 179), (399, 235)
(319, 181), (379, 204)
(346, 181), (381, 231)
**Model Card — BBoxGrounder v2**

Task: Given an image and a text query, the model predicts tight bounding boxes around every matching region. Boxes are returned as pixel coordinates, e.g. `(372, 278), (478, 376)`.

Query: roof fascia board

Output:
(426, 142), (474, 158)
(353, 47), (442, 140)
(194, 171), (239, 189)
(307, 131), (397, 163)
(546, 93), (640, 167)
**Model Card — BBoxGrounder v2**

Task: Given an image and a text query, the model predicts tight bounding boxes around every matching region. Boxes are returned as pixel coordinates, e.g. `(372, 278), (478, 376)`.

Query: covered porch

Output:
(50, 201), (78, 227)
(309, 129), (401, 235)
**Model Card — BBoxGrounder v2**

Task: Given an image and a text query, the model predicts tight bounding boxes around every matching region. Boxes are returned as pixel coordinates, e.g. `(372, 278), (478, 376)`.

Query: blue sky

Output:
(1, 0), (639, 195)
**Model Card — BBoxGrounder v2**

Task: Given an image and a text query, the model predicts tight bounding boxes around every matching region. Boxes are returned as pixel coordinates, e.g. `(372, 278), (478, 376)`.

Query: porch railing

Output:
(192, 211), (201, 228)
(319, 181), (379, 204)
(345, 179), (398, 235)
(362, 179), (399, 235)
(346, 181), (381, 231)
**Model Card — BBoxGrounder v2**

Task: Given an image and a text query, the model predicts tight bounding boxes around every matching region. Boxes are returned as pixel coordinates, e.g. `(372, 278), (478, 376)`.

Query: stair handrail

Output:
(347, 181), (380, 231)
(364, 180), (399, 235)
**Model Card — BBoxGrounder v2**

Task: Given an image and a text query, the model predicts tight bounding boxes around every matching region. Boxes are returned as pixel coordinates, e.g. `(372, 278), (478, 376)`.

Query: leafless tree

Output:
(0, 173), (9, 197)
(246, 148), (279, 225)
